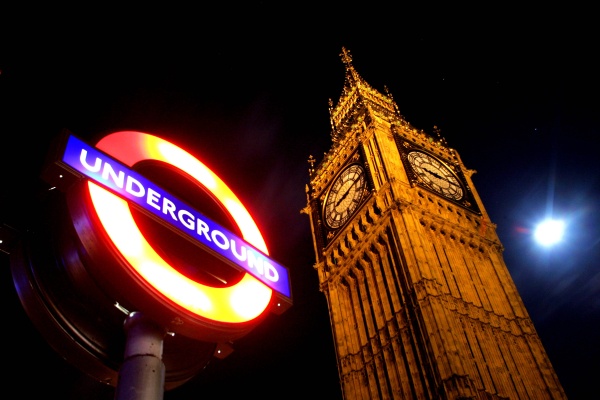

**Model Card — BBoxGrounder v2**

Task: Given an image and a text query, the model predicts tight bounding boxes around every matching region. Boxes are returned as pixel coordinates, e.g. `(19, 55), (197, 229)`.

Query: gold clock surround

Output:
(406, 150), (464, 201)
(397, 138), (480, 214)
(323, 163), (367, 229)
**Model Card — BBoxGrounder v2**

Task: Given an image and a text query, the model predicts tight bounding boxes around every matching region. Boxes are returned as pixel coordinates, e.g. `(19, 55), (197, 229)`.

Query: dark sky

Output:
(1, 6), (599, 399)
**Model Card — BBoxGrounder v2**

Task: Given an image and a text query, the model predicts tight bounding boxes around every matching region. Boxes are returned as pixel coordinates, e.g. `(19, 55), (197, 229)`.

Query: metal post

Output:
(115, 311), (166, 400)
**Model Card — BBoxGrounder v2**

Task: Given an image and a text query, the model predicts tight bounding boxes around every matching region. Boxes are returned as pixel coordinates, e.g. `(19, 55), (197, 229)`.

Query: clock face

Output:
(407, 151), (464, 200)
(324, 164), (367, 229)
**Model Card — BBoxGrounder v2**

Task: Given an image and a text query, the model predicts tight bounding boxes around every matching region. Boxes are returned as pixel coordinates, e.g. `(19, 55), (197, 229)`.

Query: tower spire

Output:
(330, 47), (397, 142)
(339, 47), (360, 88)
(304, 49), (567, 400)
(340, 47), (352, 66)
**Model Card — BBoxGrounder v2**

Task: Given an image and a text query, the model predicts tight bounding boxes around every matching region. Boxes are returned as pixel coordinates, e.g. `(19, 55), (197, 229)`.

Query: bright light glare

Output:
(90, 131), (274, 323)
(534, 219), (565, 247)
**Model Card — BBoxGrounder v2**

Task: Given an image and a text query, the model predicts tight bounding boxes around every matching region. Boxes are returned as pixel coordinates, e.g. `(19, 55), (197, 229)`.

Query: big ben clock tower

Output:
(303, 48), (566, 399)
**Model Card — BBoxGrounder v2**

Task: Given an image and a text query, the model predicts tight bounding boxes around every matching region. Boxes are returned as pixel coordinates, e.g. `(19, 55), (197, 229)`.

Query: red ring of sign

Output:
(90, 131), (272, 324)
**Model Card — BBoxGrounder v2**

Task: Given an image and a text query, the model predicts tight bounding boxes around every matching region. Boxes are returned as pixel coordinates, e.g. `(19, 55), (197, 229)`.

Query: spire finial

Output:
(307, 155), (316, 176)
(340, 47), (353, 66)
(340, 47), (359, 88)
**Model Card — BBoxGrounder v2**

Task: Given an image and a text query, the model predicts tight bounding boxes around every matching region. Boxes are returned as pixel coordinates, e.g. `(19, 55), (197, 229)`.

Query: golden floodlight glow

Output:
(88, 131), (273, 323)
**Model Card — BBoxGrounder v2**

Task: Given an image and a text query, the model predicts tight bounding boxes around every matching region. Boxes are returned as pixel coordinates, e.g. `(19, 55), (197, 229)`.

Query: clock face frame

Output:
(407, 150), (464, 201)
(324, 164), (367, 229)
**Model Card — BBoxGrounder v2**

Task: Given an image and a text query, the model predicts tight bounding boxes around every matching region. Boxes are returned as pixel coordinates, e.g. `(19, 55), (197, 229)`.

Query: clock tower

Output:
(303, 48), (566, 399)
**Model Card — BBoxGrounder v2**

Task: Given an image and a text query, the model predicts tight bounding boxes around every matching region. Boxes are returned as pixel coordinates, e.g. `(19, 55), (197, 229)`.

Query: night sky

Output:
(1, 6), (598, 399)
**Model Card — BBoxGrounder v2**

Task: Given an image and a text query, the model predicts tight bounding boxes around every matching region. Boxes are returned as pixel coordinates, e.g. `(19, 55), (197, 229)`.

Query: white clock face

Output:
(324, 164), (367, 229)
(407, 151), (464, 200)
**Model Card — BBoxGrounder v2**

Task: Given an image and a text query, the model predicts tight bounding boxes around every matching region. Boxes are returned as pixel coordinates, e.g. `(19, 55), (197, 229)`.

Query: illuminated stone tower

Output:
(302, 48), (566, 399)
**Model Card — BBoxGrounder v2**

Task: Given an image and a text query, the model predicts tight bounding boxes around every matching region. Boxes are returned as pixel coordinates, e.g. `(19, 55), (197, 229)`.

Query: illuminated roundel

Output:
(91, 131), (272, 324)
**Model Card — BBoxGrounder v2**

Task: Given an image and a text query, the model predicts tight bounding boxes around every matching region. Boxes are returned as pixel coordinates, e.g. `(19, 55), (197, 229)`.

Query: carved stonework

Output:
(303, 49), (566, 400)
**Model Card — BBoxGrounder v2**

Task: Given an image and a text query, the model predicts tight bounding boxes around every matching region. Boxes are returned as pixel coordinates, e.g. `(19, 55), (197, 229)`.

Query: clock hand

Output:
(423, 167), (444, 180)
(336, 178), (363, 207)
(335, 184), (353, 207)
(422, 168), (461, 188)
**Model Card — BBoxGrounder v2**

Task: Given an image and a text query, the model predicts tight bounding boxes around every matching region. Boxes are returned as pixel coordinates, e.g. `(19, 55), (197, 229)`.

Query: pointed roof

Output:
(329, 47), (399, 141)
(339, 47), (364, 94)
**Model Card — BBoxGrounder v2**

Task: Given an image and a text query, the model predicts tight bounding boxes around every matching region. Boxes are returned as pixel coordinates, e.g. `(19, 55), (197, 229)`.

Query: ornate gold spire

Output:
(340, 47), (362, 88)
(330, 47), (398, 141)
(338, 47), (364, 97)
(340, 46), (352, 64)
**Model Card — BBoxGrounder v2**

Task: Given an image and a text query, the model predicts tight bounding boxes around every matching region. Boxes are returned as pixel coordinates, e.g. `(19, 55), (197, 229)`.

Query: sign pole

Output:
(115, 311), (166, 400)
